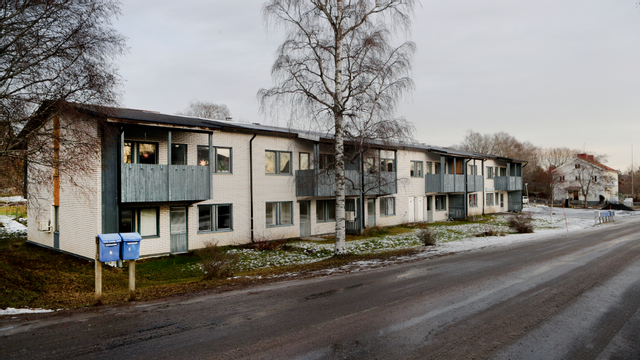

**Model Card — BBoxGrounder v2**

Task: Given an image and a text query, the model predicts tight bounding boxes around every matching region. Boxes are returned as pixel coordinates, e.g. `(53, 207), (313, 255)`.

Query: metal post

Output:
(95, 237), (102, 301)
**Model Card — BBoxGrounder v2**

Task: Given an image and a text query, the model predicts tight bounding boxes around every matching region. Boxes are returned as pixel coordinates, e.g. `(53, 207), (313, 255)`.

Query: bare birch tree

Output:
(1, 0), (126, 195)
(259, 0), (416, 254)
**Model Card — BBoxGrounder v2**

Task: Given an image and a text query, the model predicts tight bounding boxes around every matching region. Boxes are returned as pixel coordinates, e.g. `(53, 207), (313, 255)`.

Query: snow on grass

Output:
(0, 215), (26, 233)
(190, 205), (630, 276)
(0, 196), (26, 203)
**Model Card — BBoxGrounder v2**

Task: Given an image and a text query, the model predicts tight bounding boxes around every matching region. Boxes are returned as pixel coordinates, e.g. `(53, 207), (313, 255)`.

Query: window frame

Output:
(381, 158), (395, 173)
(316, 199), (336, 222)
(266, 201), (294, 227)
(486, 166), (494, 179)
(469, 194), (478, 207)
(380, 197), (396, 216)
(197, 145), (233, 173)
(410, 161), (423, 177)
(171, 143), (187, 165)
(266, 150), (293, 175)
(319, 153), (335, 170)
(120, 207), (160, 238)
(299, 152), (310, 170)
(124, 141), (159, 165)
(198, 204), (233, 233)
(435, 195), (447, 211)
(486, 193), (494, 206)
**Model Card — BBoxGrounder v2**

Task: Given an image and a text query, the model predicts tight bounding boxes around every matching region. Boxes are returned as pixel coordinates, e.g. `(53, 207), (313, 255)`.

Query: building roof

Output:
(576, 154), (617, 172)
(73, 103), (527, 164)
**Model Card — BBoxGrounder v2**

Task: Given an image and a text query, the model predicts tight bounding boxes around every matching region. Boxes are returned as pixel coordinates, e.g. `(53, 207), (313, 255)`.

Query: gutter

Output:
(249, 133), (257, 243)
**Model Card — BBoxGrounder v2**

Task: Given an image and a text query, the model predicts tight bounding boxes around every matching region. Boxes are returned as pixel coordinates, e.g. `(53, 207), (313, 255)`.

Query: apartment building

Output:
(26, 104), (526, 260)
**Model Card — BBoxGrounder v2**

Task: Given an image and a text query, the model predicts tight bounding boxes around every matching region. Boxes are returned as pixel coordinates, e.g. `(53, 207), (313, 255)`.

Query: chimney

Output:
(588, 155), (594, 161)
(577, 153), (588, 160)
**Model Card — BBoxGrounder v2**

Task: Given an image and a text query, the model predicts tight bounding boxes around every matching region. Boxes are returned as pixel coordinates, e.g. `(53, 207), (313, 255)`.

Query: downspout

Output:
(482, 159), (485, 216)
(464, 159), (471, 219)
(249, 134), (257, 243)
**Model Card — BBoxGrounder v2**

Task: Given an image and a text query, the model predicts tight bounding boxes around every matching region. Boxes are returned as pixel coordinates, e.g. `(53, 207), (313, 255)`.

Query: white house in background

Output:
(25, 103), (526, 260)
(552, 154), (619, 205)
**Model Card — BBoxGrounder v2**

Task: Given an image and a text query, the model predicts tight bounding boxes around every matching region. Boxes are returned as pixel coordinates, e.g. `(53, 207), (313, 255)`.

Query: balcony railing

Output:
(121, 164), (211, 202)
(466, 175), (484, 192)
(296, 169), (396, 197)
(494, 176), (523, 191)
(425, 174), (466, 193)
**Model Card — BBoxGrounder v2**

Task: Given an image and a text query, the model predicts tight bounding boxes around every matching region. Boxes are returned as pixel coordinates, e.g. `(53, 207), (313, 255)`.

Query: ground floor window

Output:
(486, 193), (495, 206)
(266, 202), (293, 226)
(198, 204), (232, 232)
(120, 207), (159, 237)
(316, 199), (336, 222)
(435, 195), (446, 211)
(469, 194), (478, 207)
(380, 197), (395, 216)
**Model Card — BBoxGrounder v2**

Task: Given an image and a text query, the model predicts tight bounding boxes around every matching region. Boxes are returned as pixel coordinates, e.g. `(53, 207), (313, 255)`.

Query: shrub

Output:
(416, 224), (437, 246)
(247, 239), (285, 251)
(363, 226), (389, 237)
(474, 227), (505, 237)
(507, 213), (534, 233)
(196, 241), (239, 279)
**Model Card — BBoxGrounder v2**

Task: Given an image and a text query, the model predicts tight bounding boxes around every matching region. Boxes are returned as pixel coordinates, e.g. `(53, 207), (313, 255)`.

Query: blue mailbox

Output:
(120, 232), (142, 260)
(98, 233), (122, 262)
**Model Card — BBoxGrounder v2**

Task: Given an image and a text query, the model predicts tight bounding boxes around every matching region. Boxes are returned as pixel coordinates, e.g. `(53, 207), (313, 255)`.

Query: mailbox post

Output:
(95, 233), (142, 301)
(120, 232), (142, 299)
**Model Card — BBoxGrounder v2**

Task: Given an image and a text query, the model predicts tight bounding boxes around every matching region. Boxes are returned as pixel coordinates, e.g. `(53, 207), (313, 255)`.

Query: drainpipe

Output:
(249, 133), (257, 243)
(482, 159), (485, 216)
(464, 159), (471, 219)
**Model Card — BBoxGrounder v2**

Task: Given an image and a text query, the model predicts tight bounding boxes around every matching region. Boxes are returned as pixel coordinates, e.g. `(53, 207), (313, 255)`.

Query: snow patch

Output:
(0, 215), (27, 233)
(0, 307), (54, 316)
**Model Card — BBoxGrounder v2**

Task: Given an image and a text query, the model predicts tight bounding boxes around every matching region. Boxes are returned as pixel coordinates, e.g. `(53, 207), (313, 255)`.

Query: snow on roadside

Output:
(0, 215), (26, 233)
(0, 308), (54, 316)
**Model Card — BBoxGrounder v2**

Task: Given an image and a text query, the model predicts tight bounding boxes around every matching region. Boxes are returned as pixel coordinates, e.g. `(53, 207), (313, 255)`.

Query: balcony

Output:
(121, 164), (211, 202)
(296, 169), (396, 197)
(466, 175), (484, 192)
(494, 176), (523, 191)
(425, 174), (466, 193)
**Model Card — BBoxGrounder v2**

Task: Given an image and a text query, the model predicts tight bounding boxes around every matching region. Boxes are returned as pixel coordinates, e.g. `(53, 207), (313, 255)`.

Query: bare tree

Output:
(179, 100), (231, 120)
(259, 0), (416, 254)
(1, 0), (126, 196)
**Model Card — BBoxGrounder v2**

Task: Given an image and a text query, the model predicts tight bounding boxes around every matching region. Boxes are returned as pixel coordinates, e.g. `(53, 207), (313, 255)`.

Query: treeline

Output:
(453, 130), (610, 199)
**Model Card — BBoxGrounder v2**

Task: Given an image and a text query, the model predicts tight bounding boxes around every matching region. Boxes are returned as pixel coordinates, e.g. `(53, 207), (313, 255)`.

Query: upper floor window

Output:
(381, 158), (394, 172)
(486, 166), (494, 179)
(266, 150), (292, 174)
(575, 164), (581, 169)
(426, 161), (433, 174)
(434, 162), (441, 175)
(197, 146), (232, 173)
(468, 165), (477, 176)
(124, 141), (158, 164)
(410, 161), (423, 177)
(499, 167), (506, 177)
(299, 152), (310, 170)
(171, 144), (187, 165)
(319, 154), (335, 170)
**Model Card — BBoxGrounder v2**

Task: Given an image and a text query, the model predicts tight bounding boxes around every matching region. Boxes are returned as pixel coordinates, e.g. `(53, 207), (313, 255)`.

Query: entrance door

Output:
(500, 193), (504, 209)
(427, 196), (433, 222)
(416, 197), (424, 222)
(345, 199), (360, 234)
(170, 207), (188, 253)
(367, 199), (375, 227)
(299, 201), (311, 237)
(407, 197), (415, 222)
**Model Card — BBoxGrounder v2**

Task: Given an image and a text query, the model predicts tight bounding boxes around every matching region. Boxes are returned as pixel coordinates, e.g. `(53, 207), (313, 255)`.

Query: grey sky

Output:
(113, 1), (640, 171)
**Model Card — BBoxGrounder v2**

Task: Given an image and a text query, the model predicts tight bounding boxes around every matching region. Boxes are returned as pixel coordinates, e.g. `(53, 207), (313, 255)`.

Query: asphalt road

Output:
(2, 217), (640, 359)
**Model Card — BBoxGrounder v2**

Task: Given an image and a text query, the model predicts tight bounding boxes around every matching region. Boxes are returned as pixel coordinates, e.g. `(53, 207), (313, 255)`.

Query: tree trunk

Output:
(334, 0), (346, 255)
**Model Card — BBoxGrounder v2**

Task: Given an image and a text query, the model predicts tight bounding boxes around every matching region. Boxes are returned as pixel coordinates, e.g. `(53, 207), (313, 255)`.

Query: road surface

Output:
(2, 217), (640, 359)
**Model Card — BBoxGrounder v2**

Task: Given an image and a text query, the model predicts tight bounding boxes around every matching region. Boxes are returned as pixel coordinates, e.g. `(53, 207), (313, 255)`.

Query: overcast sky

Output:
(113, 0), (640, 171)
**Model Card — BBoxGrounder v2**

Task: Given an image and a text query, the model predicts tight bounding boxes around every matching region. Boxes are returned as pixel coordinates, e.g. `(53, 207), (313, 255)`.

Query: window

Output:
(468, 165), (477, 176)
(486, 193), (494, 206)
(124, 142), (158, 164)
(592, 176), (598, 182)
(575, 164), (580, 169)
(299, 152), (310, 170)
(171, 144), (187, 165)
(410, 161), (423, 177)
(435, 195), (446, 211)
(380, 197), (395, 216)
(500, 167), (506, 177)
(316, 200), (336, 222)
(119, 208), (159, 237)
(381, 159), (395, 172)
(266, 201), (293, 226)
(486, 166), (494, 179)
(559, 176), (565, 182)
(434, 162), (441, 175)
(319, 154), (335, 170)
(426, 162), (433, 174)
(469, 194), (477, 207)
(198, 204), (232, 232)
(266, 151), (292, 174)
(197, 146), (232, 172)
